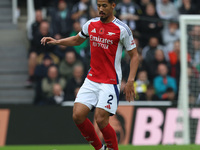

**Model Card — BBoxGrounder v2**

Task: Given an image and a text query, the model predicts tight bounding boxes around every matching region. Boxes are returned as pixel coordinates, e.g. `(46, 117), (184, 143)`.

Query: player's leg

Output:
(73, 78), (104, 150)
(26, 51), (37, 87)
(95, 84), (120, 150)
(95, 108), (118, 150)
(28, 52), (37, 79)
(73, 103), (90, 124)
(73, 103), (103, 150)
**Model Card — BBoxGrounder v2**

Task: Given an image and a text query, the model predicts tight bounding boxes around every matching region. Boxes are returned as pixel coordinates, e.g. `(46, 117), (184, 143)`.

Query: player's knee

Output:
(95, 116), (104, 125)
(95, 114), (109, 129)
(72, 111), (85, 124)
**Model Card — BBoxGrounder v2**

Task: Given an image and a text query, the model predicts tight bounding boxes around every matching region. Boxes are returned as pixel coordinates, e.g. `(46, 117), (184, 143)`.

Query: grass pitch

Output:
(1, 145), (200, 150)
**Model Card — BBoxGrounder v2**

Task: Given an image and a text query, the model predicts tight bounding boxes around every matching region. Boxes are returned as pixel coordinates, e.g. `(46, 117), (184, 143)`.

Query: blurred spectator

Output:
(187, 65), (200, 104)
(31, 10), (43, 40)
(69, 21), (90, 70)
(34, 54), (54, 82)
(168, 40), (180, 87)
(47, 83), (65, 105)
(30, 20), (53, 54)
(53, 0), (80, 6)
(134, 38), (147, 78)
(115, 0), (141, 31)
(163, 87), (177, 102)
(51, 0), (73, 38)
(34, 0), (53, 10)
(37, 52), (60, 65)
(53, 44), (75, 60)
(188, 25), (200, 67)
(138, 2), (163, 47)
(156, 0), (179, 20)
(154, 48), (169, 64)
(41, 65), (66, 104)
(71, 0), (91, 26)
(65, 64), (85, 100)
(190, 39), (200, 67)
(139, 84), (160, 100)
(27, 20), (54, 87)
(179, 0), (198, 14)
(192, 0), (200, 14)
(70, 21), (89, 58)
(89, 0), (99, 18)
(155, 47), (169, 63)
(134, 70), (149, 100)
(136, 0), (155, 13)
(189, 25), (200, 39)
(162, 20), (180, 52)
(146, 49), (170, 82)
(51, 34), (76, 60)
(59, 50), (83, 81)
(171, 0), (182, 9)
(142, 37), (164, 63)
(33, 54), (54, 105)
(153, 63), (177, 100)
(196, 93), (200, 105)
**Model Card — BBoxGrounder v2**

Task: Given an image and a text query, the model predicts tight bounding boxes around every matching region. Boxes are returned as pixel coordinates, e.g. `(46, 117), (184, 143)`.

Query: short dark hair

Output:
(108, 0), (116, 4)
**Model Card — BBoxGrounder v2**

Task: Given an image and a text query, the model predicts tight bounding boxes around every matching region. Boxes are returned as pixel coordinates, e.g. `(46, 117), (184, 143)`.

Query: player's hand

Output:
(123, 81), (135, 102)
(41, 37), (57, 46)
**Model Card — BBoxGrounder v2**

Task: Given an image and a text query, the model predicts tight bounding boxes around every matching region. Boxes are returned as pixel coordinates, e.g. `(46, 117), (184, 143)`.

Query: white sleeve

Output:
(121, 26), (136, 51)
(78, 20), (90, 39)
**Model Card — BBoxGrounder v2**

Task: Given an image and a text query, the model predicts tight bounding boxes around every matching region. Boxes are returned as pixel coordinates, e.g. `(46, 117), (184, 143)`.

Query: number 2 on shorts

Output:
(107, 95), (113, 105)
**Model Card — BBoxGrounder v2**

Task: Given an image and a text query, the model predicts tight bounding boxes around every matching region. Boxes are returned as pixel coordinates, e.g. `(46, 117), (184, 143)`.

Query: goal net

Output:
(179, 15), (200, 144)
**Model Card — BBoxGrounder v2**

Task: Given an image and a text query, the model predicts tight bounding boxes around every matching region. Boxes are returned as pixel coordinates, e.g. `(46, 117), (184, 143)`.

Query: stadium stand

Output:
(1, 0), (200, 105)
(0, 0), (34, 104)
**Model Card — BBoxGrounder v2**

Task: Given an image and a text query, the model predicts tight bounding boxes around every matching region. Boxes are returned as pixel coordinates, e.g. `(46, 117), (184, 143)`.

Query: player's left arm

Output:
(124, 47), (139, 102)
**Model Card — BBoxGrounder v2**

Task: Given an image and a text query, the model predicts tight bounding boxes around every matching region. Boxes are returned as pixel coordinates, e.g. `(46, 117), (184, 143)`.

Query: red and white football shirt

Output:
(79, 17), (136, 84)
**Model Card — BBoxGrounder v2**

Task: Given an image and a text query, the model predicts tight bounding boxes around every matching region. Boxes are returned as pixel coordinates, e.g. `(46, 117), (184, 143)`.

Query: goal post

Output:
(179, 15), (200, 145)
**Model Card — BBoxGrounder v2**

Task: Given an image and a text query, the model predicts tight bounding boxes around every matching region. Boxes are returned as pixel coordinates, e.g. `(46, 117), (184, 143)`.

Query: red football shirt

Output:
(79, 18), (136, 84)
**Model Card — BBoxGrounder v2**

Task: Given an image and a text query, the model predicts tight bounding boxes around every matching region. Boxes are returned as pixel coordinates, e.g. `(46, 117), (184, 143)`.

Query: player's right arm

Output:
(41, 19), (91, 47)
(41, 34), (86, 46)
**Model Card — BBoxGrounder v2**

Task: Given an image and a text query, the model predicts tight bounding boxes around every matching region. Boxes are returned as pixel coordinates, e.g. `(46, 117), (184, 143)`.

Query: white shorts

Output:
(75, 78), (120, 115)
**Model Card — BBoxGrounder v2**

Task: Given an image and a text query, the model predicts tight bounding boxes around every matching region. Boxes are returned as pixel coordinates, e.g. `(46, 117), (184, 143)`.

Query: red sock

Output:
(100, 123), (118, 150)
(76, 118), (102, 150)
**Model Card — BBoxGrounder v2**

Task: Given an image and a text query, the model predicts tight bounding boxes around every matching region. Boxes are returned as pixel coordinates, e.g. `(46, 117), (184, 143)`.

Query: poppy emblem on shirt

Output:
(99, 28), (104, 35)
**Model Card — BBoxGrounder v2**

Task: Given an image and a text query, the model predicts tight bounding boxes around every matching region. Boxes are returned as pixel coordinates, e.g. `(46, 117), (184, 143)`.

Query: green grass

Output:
(0, 145), (200, 150)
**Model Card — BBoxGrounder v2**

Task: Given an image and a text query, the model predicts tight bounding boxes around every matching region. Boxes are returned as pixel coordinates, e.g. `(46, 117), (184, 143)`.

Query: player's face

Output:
(97, 0), (115, 22)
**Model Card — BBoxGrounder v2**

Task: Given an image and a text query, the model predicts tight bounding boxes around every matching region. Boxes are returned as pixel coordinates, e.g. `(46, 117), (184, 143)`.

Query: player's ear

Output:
(111, 2), (116, 9)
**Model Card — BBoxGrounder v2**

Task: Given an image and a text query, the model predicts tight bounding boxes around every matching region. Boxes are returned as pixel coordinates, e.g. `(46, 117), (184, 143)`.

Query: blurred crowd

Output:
(25, 0), (200, 105)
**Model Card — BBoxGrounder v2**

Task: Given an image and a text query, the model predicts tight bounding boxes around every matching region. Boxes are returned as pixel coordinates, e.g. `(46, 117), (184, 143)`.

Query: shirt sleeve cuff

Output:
(78, 31), (88, 39)
(126, 44), (136, 51)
